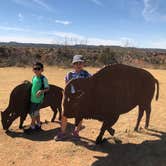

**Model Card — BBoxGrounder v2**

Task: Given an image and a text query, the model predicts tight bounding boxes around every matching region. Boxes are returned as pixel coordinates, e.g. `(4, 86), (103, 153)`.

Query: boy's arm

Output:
(36, 77), (49, 97)
(39, 77), (49, 94)
(42, 77), (49, 92)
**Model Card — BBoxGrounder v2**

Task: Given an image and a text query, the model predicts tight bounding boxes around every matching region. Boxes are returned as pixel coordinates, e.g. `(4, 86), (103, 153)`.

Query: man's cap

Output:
(72, 55), (84, 64)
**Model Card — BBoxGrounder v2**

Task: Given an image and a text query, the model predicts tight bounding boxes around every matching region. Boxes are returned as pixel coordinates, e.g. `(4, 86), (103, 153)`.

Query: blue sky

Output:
(0, 0), (166, 48)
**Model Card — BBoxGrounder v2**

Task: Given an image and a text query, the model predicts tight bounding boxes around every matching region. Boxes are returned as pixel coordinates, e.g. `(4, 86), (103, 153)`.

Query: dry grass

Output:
(0, 67), (165, 166)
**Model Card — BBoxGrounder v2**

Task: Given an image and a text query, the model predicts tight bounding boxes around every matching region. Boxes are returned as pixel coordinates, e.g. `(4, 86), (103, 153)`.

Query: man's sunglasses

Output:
(33, 67), (41, 71)
(73, 62), (83, 65)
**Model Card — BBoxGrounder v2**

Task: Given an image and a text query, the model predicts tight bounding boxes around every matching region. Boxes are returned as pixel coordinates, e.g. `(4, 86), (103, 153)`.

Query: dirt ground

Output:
(0, 66), (165, 166)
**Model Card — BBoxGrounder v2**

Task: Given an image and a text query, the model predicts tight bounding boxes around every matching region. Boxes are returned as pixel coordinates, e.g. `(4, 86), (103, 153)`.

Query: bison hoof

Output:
(108, 128), (115, 136)
(134, 127), (138, 132)
(113, 137), (122, 144)
(96, 137), (102, 144)
(95, 137), (107, 144)
(19, 125), (23, 129)
(51, 119), (54, 122)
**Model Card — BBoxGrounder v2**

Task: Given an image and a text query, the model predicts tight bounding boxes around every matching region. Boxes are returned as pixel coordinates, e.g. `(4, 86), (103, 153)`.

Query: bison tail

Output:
(155, 79), (159, 101)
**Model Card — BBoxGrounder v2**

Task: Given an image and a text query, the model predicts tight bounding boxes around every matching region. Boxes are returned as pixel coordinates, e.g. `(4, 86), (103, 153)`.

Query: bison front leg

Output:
(96, 122), (108, 144)
(96, 115), (119, 144)
(107, 128), (115, 136)
(19, 113), (28, 129)
(57, 105), (62, 121)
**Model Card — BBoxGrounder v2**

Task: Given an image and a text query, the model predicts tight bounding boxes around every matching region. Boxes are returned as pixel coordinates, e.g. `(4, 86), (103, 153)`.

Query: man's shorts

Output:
(29, 102), (41, 118)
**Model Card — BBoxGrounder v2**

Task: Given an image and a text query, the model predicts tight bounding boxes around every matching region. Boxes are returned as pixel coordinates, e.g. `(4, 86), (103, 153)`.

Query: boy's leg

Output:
(35, 108), (41, 130)
(36, 115), (41, 126)
(31, 117), (36, 129)
(24, 103), (38, 133)
(24, 115), (36, 133)
(29, 103), (37, 129)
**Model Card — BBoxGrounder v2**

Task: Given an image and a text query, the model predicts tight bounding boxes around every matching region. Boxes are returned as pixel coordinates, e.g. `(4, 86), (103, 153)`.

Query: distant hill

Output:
(0, 42), (166, 68)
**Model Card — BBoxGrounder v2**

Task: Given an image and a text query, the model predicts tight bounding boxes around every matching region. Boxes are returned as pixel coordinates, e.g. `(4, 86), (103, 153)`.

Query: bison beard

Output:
(1, 81), (63, 130)
(63, 64), (159, 144)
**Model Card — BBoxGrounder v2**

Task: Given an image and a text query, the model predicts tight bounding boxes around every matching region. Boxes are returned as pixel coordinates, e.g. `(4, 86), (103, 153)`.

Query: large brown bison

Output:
(63, 64), (159, 144)
(1, 81), (63, 130)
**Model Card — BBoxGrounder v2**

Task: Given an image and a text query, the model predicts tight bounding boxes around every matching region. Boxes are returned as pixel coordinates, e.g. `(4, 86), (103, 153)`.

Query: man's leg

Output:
(73, 120), (83, 137)
(54, 115), (68, 141)
(61, 115), (68, 133)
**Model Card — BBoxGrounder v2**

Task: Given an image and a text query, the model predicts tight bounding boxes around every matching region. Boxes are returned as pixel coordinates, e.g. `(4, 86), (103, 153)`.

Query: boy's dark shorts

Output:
(29, 102), (41, 118)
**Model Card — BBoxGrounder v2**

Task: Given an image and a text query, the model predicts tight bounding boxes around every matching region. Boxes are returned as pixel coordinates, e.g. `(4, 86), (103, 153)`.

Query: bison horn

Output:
(71, 84), (76, 94)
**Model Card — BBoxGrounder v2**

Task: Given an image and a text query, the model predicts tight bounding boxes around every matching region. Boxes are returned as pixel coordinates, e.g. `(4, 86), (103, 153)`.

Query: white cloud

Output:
(147, 40), (166, 49)
(32, 0), (52, 11)
(0, 35), (55, 44)
(120, 37), (138, 47)
(12, 0), (53, 12)
(18, 13), (24, 22)
(142, 0), (157, 21)
(0, 26), (29, 32)
(0, 25), (137, 46)
(90, 0), (103, 6)
(142, 0), (166, 21)
(86, 37), (120, 46)
(55, 20), (72, 25)
(53, 31), (84, 40)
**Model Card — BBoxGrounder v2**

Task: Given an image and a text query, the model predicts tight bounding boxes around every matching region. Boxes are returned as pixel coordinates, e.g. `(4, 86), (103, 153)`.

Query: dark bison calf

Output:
(63, 64), (159, 144)
(1, 81), (63, 130)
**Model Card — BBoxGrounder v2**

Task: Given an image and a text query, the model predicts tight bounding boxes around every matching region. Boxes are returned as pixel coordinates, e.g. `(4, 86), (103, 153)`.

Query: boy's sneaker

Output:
(54, 132), (66, 141)
(24, 127), (35, 134)
(35, 125), (42, 131)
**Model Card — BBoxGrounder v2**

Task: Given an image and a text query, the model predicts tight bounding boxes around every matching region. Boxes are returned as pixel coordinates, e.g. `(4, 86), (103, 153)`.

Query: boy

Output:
(55, 55), (91, 140)
(24, 62), (49, 133)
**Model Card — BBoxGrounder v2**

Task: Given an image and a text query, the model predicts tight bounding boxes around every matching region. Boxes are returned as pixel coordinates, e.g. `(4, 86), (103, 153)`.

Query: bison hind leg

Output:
(50, 106), (58, 122)
(134, 105), (144, 131)
(19, 113), (28, 129)
(145, 104), (152, 129)
(134, 103), (152, 131)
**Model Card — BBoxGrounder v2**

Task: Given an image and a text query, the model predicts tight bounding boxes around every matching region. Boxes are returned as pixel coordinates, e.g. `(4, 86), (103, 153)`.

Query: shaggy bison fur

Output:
(1, 81), (63, 130)
(63, 64), (159, 144)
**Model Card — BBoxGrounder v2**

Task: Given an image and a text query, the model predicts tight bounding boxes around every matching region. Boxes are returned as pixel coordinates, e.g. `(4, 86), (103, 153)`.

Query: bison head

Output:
(63, 82), (85, 118)
(1, 109), (19, 130)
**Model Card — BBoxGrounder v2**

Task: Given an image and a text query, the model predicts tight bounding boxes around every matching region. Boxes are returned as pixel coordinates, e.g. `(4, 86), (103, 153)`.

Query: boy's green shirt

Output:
(30, 75), (49, 103)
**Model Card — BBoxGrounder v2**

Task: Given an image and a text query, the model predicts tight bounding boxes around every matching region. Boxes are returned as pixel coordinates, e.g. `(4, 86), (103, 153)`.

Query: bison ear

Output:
(70, 84), (76, 94)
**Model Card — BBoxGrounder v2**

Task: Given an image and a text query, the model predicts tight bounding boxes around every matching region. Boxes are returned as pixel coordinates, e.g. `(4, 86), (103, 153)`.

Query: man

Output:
(55, 55), (91, 141)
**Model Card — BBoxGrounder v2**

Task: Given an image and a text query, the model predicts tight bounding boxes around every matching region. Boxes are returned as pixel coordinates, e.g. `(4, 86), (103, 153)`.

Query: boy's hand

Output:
(36, 90), (43, 97)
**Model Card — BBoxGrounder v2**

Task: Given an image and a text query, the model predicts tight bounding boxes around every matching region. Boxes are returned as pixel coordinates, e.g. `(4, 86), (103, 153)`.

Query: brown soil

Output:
(0, 67), (165, 166)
